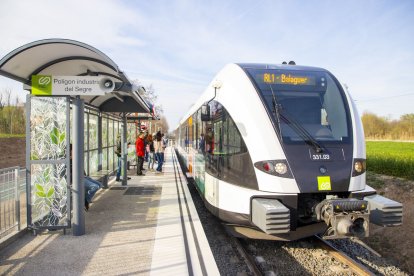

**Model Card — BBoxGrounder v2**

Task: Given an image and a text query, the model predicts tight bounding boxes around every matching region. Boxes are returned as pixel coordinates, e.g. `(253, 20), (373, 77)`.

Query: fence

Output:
(0, 166), (26, 239)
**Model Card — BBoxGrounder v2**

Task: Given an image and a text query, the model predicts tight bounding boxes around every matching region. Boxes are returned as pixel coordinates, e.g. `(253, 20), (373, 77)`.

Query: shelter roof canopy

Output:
(0, 38), (151, 114)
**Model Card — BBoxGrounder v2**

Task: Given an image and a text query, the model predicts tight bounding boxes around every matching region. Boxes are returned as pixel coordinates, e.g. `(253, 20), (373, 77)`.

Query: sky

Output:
(0, 0), (413, 129)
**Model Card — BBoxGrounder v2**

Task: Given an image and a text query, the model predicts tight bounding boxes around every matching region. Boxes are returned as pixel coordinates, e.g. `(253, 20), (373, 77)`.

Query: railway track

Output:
(312, 236), (375, 276)
(176, 150), (403, 275)
(231, 237), (263, 276)
(229, 234), (377, 276)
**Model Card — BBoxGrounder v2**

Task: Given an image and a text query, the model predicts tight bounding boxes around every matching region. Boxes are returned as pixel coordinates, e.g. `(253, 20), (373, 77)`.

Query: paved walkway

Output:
(0, 148), (218, 275)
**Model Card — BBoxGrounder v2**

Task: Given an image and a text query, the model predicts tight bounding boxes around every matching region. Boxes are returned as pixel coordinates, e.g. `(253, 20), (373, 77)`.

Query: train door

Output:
(205, 100), (225, 176)
(213, 120), (223, 178)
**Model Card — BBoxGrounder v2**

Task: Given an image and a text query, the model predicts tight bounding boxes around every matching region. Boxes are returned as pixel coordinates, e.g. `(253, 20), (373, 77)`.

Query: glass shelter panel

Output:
(102, 116), (108, 148)
(89, 114), (98, 150)
(27, 96), (70, 230)
(89, 150), (98, 174)
(30, 98), (67, 160)
(102, 148), (108, 170)
(31, 164), (69, 228)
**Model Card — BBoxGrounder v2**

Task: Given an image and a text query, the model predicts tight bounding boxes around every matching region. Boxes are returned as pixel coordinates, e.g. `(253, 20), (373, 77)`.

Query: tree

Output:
(361, 112), (390, 139)
(132, 80), (163, 115)
(394, 114), (414, 140)
(361, 112), (414, 140)
(159, 116), (169, 134)
(0, 88), (25, 135)
(0, 93), (4, 110)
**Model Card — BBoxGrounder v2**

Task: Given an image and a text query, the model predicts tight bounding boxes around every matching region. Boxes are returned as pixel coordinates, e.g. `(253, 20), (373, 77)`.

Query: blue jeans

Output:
(116, 157), (122, 180)
(156, 152), (164, 171)
(84, 176), (101, 203)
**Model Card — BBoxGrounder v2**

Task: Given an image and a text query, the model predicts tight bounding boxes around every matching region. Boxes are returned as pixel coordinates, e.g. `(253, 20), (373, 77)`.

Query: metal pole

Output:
(25, 94), (32, 228)
(72, 96), (85, 236)
(98, 113), (102, 171)
(122, 113), (128, 186)
(14, 168), (20, 231)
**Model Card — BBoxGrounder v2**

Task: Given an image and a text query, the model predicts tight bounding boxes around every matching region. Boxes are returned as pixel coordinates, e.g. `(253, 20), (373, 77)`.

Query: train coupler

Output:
(315, 198), (370, 239)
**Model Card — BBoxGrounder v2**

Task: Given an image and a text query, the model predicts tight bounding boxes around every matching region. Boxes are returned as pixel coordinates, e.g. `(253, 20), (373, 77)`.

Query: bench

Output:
(89, 169), (113, 189)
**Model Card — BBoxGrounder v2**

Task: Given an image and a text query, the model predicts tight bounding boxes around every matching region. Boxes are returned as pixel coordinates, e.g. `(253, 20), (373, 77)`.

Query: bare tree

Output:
(159, 116), (169, 134)
(132, 80), (163, 115)
(0, 93), (4, 110)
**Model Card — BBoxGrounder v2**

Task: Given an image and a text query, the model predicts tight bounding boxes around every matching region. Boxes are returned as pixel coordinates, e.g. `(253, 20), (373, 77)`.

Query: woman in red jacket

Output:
(135, 132), (146, 176)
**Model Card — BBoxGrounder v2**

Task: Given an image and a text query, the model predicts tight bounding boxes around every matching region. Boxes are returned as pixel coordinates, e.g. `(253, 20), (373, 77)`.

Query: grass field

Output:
(0, 133), (25, 138)
(366, 141), (414, 181)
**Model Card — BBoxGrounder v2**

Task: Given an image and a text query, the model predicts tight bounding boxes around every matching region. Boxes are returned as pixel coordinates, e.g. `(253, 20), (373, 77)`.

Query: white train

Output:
(175, 63), (402, 240)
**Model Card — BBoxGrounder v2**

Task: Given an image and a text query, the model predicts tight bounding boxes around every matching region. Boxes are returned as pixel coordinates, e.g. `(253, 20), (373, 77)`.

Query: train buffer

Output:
(0, 147), (219, 275)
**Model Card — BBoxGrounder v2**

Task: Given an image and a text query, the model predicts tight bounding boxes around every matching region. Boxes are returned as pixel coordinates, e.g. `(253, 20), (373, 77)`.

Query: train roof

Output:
(236, 63), (328, 72)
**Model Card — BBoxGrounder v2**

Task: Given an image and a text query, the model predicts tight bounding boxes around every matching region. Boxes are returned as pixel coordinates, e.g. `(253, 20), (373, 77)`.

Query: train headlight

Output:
(275, 163), (287, 175)
(352, 159), (366, 177)
(254, 160), (293, 178)
(354, 161), (363, 173)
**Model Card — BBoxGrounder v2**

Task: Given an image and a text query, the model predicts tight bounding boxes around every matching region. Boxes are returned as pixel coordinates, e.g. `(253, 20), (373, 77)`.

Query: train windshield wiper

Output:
(278, 108), (323, 153)
(268, 85), (323, 153)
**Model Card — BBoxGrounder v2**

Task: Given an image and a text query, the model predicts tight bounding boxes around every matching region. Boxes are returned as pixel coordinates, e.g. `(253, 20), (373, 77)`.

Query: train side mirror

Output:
(201, 103), (210, 121)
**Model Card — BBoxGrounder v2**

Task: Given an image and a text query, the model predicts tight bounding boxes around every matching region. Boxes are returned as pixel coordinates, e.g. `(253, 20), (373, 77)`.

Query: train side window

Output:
(221, 109), (256, 189)
(204, 100), (257, 189)
(226, 116), (244, 154)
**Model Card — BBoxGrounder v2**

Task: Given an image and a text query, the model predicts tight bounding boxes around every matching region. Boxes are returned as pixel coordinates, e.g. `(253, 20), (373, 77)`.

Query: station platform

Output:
(0, 148), (219, 275)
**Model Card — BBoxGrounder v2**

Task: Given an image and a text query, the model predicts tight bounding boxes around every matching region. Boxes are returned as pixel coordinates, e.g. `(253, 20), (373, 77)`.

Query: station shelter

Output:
(0, 39), (155, 236)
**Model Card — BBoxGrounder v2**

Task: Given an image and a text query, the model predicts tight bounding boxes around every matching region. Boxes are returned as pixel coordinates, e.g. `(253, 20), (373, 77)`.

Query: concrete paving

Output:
(0, 148), (219, 275)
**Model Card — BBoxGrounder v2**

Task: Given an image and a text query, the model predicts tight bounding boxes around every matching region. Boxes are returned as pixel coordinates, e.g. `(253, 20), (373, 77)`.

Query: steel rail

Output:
(232, 237), (263, 276)
(313, 236), (375, 276)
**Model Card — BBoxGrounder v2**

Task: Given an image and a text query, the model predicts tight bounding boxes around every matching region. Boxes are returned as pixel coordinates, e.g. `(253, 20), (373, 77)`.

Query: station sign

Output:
(31, 75), (115, 96)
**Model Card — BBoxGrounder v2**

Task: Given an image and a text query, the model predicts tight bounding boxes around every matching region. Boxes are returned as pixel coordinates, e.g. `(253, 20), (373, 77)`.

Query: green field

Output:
(0, 133), (25, 138)
(366, 141), (414, 181)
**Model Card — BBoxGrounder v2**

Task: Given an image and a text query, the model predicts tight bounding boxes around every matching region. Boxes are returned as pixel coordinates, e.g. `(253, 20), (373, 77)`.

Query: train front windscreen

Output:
(246, 69), (352, 145)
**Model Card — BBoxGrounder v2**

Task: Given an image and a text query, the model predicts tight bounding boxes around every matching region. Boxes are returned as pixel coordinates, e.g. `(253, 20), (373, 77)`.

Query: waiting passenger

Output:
(147, 134), (155, 171)
(135, 132), (146, 176)
(115, 134), (122, 181)
(144, 131), (149, 163)
(154, 131), (164, 173)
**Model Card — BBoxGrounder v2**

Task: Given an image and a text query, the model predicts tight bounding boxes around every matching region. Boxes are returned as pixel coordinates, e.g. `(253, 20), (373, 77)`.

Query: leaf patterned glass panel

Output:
(31, 164), (69, 227)
(31, 97), (67, 160)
